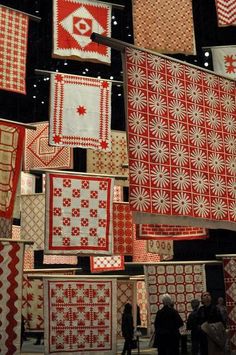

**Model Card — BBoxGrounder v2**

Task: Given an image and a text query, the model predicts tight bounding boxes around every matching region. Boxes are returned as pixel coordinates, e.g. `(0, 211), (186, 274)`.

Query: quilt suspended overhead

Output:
(124, 47), (236, 231)
(215, 0), (236, 26)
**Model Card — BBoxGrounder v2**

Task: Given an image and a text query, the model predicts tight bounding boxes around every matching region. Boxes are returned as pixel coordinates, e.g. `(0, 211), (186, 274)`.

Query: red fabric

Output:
(136, 224), (208, 240)
(113, 202), (133, 255)
(53, 0), (111, 64)
(223, 257), (236, 350)
(136, 280), (148, 328)
(0, 6), (28, 94)
(0, 121), (25, 218)
(215, 0), (236, 26)
(90, 255), (124, 273)
(125, 47), (236, 230)
(133, 231), (161, 262)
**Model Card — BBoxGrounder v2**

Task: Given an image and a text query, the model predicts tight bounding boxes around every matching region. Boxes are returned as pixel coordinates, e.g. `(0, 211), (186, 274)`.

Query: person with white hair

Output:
(154, 293), (183, 355)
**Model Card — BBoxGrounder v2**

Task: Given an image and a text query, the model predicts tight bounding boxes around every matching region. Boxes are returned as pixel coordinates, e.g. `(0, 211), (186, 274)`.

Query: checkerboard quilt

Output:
(117, 280), (136, 338)
(144, 264), (206, 324)
(87, 130), (129, 186)
(23, 122), (73, 171)
(45, 173), (114, 255)
(44, 278), (117, 354)
(53, 0), (111, 64)
(113, 202), (133, 255)
(49, 73), (111, 150)
(90, 255), (124, 273)
(223, 257), (236, 350)
(124, 46), (236, 231)
(0, 6), (28, 94)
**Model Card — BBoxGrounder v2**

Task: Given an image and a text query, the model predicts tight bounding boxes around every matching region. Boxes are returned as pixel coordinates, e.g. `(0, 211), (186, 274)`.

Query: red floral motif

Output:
(53, 207), (61, 216)
(63, 178), (71, 187)
(99, 219), (106, 227)
(81, 218), (89, 226)
(53, 135), (62, 144)
(63, 237), (70, 245)
(89, 228), (97, 237)
(72, 208), (80, 217)
(54, 188), (62, 196)
(99, 200), (107, 208)
(90, 209), (98, 217)
(98, 238), (106, 246)
(77, 105), (86, 115)
(80, 237), (88, 246)
(82, 180), (89, 189)
(53, 227), (62, 235)
(81, 199), (89, 208)
(63, 217), (71, 226)
(100, 140), (109, 150)
(71, 227), (80, 236)
(72, 188), (80, 197)
(102, 81), (109, 88)
(90, 190), (98, 198)
(99, 181), (108, 190)
(63, 198), (71, 207)
(55, 74), (63, 82)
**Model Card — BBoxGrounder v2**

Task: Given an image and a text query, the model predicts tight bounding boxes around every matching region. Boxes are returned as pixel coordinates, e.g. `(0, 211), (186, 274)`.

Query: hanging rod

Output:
(125, 260), (222, 266)
(24, 268), (81, 273)
(26, 274), (129, 279)
(0, 238), (34, 245)
(92, 1), (125, 10)
(30, 168), (128, 180)
(0, 118), (37, 130)
(202, 45), (236, 50)
(0, 4), (41, 22)
(35, 69), (123, 86)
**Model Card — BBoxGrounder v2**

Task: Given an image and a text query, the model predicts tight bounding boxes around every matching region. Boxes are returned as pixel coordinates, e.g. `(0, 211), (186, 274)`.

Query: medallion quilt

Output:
(0, 6), (28, 94)
(124, 47), (236, 230)
(53, 0), (111, 64)
(49, 73), (111, 150)
(144, 264), (206, 325)
(23, 122), (73, 171)
(45, 173), (114, 255)
(0, 240), (24, 355)
(44, 278), (117, 354)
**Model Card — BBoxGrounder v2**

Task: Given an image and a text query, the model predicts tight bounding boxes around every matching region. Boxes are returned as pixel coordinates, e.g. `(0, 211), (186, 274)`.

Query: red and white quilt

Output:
(44, 278), (117, 354)
(215, 0), (236, 26)
(223, 257), (236, 350)
(21, 172), (36, 194)
(90, 255), (124, 273)
(0, 121), (25, 218)
(43, 254), (78, 265)
(0, 240), (25, 354)
(136, 280), (148, 328)
(144, 264), (206, 324)
(113, 202), (133, 255)
(117, 280), (136, 338)
(0, 6), (28, 94)
(113, 185), (123, 202)
(45, 173), (114, 255)
(23, 122), (73, 171)
(136, 224), (208, 241)
(125, 47), (236, 231)
(147, 239), (173, 257)
(133, 232), (161, 263)
(50, 73), (111, 150)
(211, 46), (236, 79)
(53, 0), (111, 64)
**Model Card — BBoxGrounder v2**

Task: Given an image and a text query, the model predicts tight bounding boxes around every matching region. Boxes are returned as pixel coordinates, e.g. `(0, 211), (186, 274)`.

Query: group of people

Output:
(121, 291), (228, 355)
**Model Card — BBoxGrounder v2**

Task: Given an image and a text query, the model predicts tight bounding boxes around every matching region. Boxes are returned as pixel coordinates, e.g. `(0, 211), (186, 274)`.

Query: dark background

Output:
(1, 0), (236, 296)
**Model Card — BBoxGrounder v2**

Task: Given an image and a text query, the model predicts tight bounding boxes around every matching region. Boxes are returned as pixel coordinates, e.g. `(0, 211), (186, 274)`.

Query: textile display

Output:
(0, 6), (28, 94)
(53, 0), (111, 64)
(211, 46), (236, 78)
(0, 121), (25, 218)
(12, 225), (21, 240)
(22, 276), (44, 331)
(90, 255), (124, 273)
(0, 217), (12, 238)
(21, 172), (36, 194)
(132, 0), (195, 55)
(113, 202), (133, 255)
(147, 239), (173, 256)
(117, 280), (136, 338)
(215, 0), (236, 26)
(23, 122), (73, 171)
(124, 47), (236, 231)
(21, 194), (45, 250)
(136, 224), (208, 241)
(45, 173), (114, 255)
(133, 232), (161, 262)
(23, 248), (34, 269)
(44, 278), (117, 354)
(222, 257), (236, 350)
(43, 254), (78, 265)
(113, 185), (123, 202)
(0, 240), (25, 354)
(49, 73), (111, 150)
(136, 280), (148, 328)
(87, 130), (129, 186)
(144, 264), (206, 325)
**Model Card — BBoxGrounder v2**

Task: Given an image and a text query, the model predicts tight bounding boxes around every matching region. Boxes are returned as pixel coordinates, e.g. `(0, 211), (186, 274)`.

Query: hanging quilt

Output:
(117, 280), (136, 338)
(144, 264), (206, 325)
(0, 240), (25, 355)
(222, 257), (236, 350)
(45, 173), (114, 255)
(21, 172), (36, 194)
(133, 232), (161, 263)
(136, 280), (148, 328)
(53, 0), (111, 64)
(0, 121), (25, 218)
(44, 278), (117, 354)
(43, 254), (78, 265)
(49, 73), (111, 150)
(132, 0), (195, 55)
(23, 122), (73, 171)
(21, 194), (45, 250)
(211, 46), (236, 79)
(87, 130), (129, 186)
(113, 202), (133, 255)
(215, 0), (236, 26)
(113, 185), (123, 202)
(13, 226), (34, 269)
(147, 239), (173, 257)
(90, 255), (124, 273)
(124, 46), (236, 231)
(0, 217), (12, 238)
(22, 276), (44, 331)
(0, 6), (28, 94)
(136, 224), (208, 241)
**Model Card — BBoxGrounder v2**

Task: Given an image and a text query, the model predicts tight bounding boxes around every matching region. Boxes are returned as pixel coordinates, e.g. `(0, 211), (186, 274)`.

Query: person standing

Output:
(154, 293), (183, 355)
(216, 297), (228, 327)
(187, 298), (200, 355)
(121, 303), (134, 355)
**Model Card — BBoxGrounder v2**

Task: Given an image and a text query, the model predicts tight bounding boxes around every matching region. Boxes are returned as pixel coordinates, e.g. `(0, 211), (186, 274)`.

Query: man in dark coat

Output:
(187, 298), (200, 355)
(121, 303), (134, 355)
(154, 293), (183, 355)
